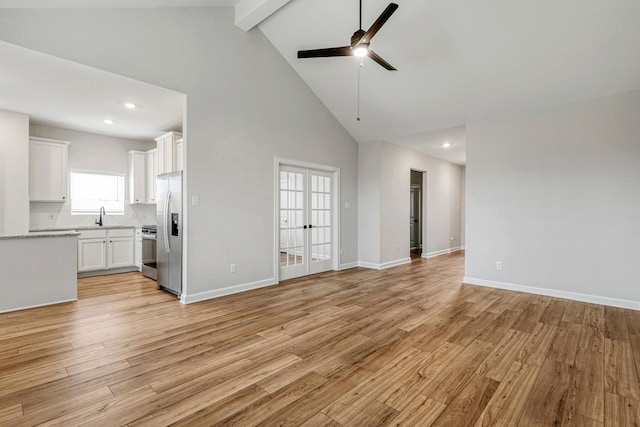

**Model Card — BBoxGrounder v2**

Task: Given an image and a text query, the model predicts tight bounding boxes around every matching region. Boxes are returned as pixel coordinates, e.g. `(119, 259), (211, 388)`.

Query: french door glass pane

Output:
(310, 174), (331, 263)
(280, 171), (304, 267)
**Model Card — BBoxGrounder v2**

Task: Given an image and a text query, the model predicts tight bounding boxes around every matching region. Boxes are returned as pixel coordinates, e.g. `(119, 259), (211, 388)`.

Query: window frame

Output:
(69, 169), (126, 216)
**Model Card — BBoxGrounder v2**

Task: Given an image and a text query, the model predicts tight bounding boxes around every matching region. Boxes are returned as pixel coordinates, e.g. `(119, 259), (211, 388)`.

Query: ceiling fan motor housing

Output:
(351, 29), (367, 48)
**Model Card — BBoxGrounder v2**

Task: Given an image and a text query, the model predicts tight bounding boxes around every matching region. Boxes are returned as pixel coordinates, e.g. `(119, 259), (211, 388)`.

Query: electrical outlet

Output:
(396, 244), (400, 253)
(230, 263), (236, 273)
(496, 261), (503, 270)
(340, 248), (344, 255)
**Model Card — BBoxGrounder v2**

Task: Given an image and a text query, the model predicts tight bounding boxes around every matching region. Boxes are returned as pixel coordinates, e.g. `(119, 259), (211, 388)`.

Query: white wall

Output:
(460, 166), (466, 248)
(29, 124), (156, 229)
(358, 141), (464, 268)
(0, 8), (358, 300)
(465, 91), (640, 308)
(357, 142), (381, 266)
(0, 109), (30, 235)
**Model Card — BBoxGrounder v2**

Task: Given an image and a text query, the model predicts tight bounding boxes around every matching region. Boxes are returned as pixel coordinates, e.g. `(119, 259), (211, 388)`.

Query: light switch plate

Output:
(192, 195), (199, 206)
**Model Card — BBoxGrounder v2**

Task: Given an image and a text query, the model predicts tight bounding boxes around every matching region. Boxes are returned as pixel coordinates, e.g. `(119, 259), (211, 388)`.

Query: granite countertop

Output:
(0, 231), (80, 240)
(0, 225), (147, 240)
(30, 225), (139, 232)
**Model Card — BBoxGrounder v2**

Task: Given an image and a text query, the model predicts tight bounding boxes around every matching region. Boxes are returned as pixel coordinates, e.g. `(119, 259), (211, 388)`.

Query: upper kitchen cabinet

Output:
(155, 131), (182, 175)
(128, 150), (147, 204)
(29, 137), (70, 202)
(176, 137), (184, 171)
(145, 149), (157, 204)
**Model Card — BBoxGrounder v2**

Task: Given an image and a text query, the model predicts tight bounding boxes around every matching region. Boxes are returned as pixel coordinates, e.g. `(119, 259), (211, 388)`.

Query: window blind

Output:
(70, 171), (125, 215)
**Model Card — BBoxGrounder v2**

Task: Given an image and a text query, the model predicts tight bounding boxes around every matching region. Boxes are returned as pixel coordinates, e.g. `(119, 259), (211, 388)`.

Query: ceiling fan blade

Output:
(368, 50), (397, 71)
(298, 46), (352, 58)
(358, 3), (398, 45)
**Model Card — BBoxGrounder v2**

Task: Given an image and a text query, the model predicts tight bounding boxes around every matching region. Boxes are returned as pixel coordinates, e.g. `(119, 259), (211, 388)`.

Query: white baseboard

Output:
(358, 261), (382, 269)
(77, 266), (139, 278)
(181, 277), (276, 304)
(463, 276), (640, 311)
(339, 262), (358, 270)
(358, 258), (411, 270)
(423, 246), (464, 259)
(1, 298), (77, 314)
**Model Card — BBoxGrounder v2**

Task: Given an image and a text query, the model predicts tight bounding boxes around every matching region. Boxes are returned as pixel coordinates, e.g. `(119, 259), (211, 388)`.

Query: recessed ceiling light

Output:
(104, 119), (114, 125)
(123, 102), (137, 109)
(442, 142), (451, 148)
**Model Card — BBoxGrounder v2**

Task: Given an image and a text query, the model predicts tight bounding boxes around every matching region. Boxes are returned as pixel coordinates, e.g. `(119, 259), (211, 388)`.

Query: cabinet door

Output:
(163, 137), (175, 173)
(129, 152), (146, 204)
(145, 150), (157, 204)
(78, 238), (107, 272)
(108, 237), (134, 268)
(134, 229), (142, 269)
(156, 136), (171, 175)
(176, 141), (184, 171)
(30, 139), (69, 202)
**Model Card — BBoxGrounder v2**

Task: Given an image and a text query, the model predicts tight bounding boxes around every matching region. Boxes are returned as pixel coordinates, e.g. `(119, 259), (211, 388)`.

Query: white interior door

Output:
(309, 170), (333, 274)
(279, 166), (306, 280)
(279, 166), (334, 280)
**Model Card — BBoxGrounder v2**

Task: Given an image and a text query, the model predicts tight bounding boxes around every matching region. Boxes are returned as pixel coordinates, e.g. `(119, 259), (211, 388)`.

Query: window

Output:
(70, 171), (125, 215)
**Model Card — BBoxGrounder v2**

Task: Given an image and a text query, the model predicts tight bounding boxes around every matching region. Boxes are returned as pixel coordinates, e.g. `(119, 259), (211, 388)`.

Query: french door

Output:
(279, 166), (334, 280)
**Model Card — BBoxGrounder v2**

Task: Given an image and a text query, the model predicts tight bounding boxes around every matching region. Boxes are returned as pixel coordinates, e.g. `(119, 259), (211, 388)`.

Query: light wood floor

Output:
(1, 252), (639, 426)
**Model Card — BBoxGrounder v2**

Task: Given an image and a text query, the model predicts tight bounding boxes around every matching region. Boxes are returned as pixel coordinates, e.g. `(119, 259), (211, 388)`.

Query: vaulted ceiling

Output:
(259, 0), (640, 164)
(2, 0), (639, 164)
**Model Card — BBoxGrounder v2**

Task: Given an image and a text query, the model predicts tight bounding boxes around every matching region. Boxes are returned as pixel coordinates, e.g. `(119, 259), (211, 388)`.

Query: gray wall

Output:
(461, 166), (466, 248)
(357, 142), (382, 265)
(0, 8), (358, 300)
(358, 141), (464, 267)
(0, 109), (29, 235)
(465, 91), (640, 306)
(29, 124), (156, 229)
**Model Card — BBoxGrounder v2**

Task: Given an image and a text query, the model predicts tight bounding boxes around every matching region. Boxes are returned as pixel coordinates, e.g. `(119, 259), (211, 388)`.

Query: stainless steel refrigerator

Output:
(157, 171), (182, 297)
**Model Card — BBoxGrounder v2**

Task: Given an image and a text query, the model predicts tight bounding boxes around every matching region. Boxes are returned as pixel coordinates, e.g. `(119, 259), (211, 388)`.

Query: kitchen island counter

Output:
(0, 231), (79, 240)
(0, 233), (78, 313)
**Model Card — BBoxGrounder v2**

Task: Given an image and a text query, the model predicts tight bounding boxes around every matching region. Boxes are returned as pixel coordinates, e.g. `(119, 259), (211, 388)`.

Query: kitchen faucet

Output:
(95, 206), (106, 226)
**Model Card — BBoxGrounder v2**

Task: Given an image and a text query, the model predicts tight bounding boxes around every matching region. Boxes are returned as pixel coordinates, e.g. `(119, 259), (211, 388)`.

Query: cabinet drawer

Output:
(78, 229), (107, 239)
(108, 228), (134, 238)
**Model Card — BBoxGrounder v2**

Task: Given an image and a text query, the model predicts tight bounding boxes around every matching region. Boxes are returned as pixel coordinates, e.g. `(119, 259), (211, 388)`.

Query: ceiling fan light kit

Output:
(297, 1), (399, 71)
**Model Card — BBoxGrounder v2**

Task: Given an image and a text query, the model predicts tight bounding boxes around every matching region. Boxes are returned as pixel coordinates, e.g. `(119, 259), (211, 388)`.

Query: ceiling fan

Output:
(297, 1), (399, 71)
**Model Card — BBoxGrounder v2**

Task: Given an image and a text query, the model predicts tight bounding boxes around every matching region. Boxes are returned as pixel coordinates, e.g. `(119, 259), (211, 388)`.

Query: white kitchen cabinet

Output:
(29, 137), (70, 202)
(128, 151), (147, 204)
(77, 228), (135, 273)
(108, 237), (134, 268)
(134, 228), (142, 269)
(78, 238), (107, 272)
(145, 149), (157, 204)
(176, 138), (184, 171)
(155, 131), (182, 175)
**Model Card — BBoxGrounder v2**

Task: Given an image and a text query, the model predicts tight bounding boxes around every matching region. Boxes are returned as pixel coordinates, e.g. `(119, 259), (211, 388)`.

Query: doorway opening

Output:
(410, 170), (424, 260)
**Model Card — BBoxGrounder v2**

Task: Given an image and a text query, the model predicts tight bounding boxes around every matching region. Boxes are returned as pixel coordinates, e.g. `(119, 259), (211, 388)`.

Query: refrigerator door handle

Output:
(164, 190), (171, 253)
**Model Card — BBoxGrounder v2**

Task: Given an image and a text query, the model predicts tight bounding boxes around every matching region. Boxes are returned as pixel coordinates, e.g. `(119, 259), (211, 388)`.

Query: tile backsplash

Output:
(30, 201), (156, 229)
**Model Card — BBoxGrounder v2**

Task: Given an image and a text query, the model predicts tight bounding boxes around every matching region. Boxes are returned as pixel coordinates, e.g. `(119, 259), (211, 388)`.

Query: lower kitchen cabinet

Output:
(78, 238), (107, 271)
(108, 237), (134, 268)
(77, 228), (135, 273)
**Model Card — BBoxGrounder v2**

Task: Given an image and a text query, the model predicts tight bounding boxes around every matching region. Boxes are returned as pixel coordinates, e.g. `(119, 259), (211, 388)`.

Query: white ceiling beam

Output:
(235, 0), (291, 31)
